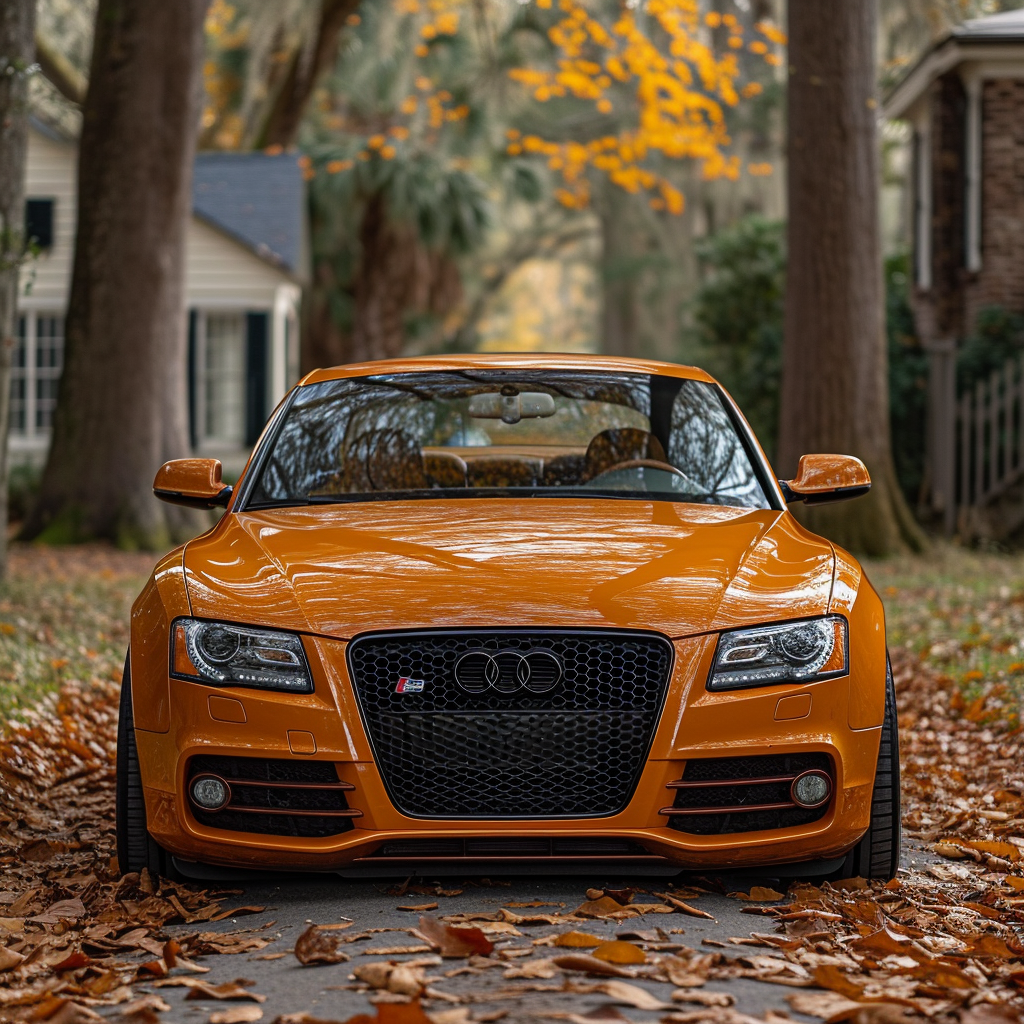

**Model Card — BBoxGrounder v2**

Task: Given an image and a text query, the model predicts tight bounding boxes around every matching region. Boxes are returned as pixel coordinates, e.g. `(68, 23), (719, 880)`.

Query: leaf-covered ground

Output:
(0, 543), (1023, 1023)
(0, 547), (151, 718)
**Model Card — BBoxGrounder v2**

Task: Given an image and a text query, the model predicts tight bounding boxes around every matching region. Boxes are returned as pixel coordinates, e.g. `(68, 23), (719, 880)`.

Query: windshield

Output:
(245, 370), (770, 511)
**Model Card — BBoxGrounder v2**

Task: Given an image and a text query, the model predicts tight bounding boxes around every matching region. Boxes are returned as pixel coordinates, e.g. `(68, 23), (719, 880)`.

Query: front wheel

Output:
(115, 656), (175, 879)
(839, 654), (901, 881)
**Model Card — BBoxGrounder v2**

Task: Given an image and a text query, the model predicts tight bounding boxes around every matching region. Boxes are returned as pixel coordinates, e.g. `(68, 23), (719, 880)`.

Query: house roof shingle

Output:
(191, 152), (306, 277)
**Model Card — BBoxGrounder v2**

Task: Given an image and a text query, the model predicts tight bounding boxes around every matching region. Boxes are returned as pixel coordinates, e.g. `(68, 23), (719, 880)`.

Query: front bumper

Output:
(134, 630), (884, 874)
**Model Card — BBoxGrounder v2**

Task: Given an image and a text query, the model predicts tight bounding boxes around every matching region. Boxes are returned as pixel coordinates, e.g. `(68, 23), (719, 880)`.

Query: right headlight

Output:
(707, 616), (848, 691)
(171, 618), (313, 693)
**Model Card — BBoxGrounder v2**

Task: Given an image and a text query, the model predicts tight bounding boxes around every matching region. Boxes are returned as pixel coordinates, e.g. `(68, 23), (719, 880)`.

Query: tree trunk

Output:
(778, 0), (924, 556)
(349, 193), (416, 362)
(302, 259), (353, 374)
(597, 181), (697, 362)
(22, 0), (209, 549)
(253, 0), (360, 150)
(0, 0), (35, 578)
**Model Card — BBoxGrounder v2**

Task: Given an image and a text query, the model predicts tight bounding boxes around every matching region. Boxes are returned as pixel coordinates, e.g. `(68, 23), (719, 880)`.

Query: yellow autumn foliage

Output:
(508, 0), (786, 212)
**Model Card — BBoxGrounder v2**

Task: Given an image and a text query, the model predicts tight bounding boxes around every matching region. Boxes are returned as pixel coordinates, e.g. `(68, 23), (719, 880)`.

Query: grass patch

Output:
(0, 544), (155, 718)
(865, 542), (1024, 717)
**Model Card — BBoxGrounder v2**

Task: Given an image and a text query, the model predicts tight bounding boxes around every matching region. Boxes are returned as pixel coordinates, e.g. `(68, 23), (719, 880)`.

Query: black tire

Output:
(116, 655), (175, 879)
(839, 654), (901, 881)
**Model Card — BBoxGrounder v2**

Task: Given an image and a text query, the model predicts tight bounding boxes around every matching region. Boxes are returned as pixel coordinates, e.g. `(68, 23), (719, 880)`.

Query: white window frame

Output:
(9, 310), (65, 448)
(963, 70), (983, 273)
(193, 308), (249, 454)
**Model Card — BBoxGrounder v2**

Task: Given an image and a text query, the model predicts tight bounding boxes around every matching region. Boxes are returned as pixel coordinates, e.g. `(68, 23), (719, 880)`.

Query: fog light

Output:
(190, 775), (230, 811)
(791, 770), (831, 809)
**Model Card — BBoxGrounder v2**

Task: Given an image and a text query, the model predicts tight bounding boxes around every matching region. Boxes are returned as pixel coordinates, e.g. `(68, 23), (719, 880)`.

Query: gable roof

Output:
(952, 8), (1024, 39)
(191, 152), (306, 278)
(885, 7), (1024, 120)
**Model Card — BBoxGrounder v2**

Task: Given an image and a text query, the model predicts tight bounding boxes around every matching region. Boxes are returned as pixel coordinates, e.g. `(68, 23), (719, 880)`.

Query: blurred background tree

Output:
(15, 0), (1024, 552)
(0, 0), (36, 578)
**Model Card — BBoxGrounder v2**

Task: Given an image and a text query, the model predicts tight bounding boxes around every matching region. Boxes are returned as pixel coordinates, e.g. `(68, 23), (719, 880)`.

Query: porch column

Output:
(924, 337), (957, 535)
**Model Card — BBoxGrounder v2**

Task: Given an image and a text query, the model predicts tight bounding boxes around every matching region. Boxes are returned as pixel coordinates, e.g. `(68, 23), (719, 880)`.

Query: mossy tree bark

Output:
(0, 0), (35, 577)
(778, 0), (925, 556)
(22, 0), (209, 549)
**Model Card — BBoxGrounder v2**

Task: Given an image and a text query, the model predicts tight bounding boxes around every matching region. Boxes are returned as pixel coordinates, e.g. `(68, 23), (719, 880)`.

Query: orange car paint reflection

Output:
(182, 503), (836, 637)
(130, 354), (887, 873)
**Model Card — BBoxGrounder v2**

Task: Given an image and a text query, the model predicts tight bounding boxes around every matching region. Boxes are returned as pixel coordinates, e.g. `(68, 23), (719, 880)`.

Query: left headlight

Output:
(707, 616), (847, 692)
(171, 618), (313, 693)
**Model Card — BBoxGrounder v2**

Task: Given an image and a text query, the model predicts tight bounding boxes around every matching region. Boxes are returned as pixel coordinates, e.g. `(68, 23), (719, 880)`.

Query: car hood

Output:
(182, 499), (835, 639)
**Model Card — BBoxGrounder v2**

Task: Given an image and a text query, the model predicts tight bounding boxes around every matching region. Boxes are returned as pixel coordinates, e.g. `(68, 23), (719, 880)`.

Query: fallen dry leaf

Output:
(182, 981), (266, 1003)
(590, 941), (645, 965)
(565, 979), (672, 1010)
(0, 946), (26, 971)
(503, 958), (558, 979)
(417, 916), (494, 958)
(30, 898), (86, 924)
(786, 991), (863, 1020)
(118, 994), (172, 1018)
(552, 931), (603, 948)
(551, 954), (636, 978)
(294, 925), (351, 966)
(353, 962), (424, 996)
(574, 896), (631, 918)
(209, 1008), (264, 1024)
(654, 893), (715, 920)
(671, 989), (735, 1007)
(729, 887), (784, 902)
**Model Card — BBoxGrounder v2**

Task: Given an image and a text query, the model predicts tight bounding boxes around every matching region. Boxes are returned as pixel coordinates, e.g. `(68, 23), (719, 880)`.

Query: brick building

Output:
(884, 9), (1024, 533)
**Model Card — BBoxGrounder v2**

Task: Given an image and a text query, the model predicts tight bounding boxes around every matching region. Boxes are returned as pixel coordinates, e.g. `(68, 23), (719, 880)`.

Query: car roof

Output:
(299, 353), (717, 386)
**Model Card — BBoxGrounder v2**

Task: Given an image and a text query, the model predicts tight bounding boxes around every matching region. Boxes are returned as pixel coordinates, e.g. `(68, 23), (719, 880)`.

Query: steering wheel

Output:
(592, 458), (688, 478)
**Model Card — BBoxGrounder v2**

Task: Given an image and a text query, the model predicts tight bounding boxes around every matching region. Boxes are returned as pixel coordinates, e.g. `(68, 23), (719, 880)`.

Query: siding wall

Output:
(186, 218), (292, 308)
(20, 126), (293, 313)
(18, 129), (77, 308)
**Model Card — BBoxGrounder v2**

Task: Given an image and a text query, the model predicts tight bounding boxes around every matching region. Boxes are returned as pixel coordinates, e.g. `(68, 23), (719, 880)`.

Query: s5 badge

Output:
(395, 677), (425, 693)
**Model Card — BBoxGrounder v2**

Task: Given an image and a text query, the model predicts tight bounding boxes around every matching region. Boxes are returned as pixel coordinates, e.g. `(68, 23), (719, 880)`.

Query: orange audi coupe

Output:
(117, 354), (899, 882)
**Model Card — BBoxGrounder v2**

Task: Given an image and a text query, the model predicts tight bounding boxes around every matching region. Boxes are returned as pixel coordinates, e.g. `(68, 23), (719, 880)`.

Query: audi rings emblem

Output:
(453, 649), (563, 695)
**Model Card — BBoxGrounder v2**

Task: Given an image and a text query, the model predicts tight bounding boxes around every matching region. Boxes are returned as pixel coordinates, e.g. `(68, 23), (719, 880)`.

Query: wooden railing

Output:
(956, 355), (1024, 526)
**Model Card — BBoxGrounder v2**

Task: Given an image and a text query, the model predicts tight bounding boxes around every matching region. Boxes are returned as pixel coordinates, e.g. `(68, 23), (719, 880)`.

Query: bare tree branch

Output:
(253, 0), (360, 150)
(34, 30), (87, 106)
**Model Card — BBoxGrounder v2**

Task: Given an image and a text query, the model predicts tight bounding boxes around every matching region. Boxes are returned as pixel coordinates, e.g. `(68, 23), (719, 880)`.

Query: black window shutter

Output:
(187, 310), (198, 449)
(245, 312), (269, 446)
(25, 199), (54, 249)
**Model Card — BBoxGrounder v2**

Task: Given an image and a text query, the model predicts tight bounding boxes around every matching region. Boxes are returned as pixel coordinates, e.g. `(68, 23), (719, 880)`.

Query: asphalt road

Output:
(130, 840), (936, 1024)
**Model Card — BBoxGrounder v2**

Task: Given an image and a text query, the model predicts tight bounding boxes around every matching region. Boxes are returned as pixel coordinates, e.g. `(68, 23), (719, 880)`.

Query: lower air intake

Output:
(187, 755), (358, 838)
(665, 753), (833, 835)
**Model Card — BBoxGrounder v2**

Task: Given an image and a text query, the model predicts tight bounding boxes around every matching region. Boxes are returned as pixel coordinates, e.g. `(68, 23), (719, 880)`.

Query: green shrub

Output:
(957, 306), (1024, 396)
(886, 255), (928, 506)
(8, 462), (41, 526)
(690, 219), (926, 503)
(691, 216), (784, 459)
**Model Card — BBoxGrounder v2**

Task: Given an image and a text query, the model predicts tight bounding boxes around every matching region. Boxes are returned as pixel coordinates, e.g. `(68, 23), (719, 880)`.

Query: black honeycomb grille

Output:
(668, 753), (832, 836)
(187, 755), (355, 839)
(347, 630), (673, 818)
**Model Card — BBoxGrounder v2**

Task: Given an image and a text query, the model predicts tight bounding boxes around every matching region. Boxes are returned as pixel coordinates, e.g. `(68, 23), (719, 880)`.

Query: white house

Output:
(16, 119), (308, 468)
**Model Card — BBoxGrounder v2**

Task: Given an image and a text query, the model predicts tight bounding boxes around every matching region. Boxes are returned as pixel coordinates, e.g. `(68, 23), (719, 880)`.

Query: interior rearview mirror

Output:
(779, 454), (871, 505)
(153, 459), (233, 509)
(468, 391), (555, 424)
